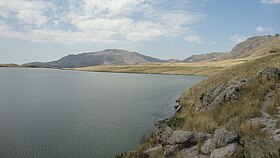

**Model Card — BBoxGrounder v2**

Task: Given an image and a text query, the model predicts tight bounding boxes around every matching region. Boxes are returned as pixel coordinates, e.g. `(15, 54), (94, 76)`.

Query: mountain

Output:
(183, 52), (228, 62)
(23, 49), (163, 68)
(183, 34), (280, 62)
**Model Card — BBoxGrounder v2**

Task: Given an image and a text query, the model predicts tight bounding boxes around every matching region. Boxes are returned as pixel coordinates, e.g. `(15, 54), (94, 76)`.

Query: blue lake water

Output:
(0, 68), (204, 158)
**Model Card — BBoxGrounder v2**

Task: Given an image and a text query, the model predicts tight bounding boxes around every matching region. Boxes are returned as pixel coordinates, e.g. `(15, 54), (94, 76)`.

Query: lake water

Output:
(0, 68), (204, 158)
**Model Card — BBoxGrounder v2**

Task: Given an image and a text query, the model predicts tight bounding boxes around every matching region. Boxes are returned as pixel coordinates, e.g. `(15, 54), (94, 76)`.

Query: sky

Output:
(0, 0), (279, 64)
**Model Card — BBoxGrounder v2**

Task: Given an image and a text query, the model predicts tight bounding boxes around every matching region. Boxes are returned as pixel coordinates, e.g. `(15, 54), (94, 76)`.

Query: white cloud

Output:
(0, 0), (53, 26)
(230, 34), (248, 44)
(261, 0), (280, 4)
(255, 26), (273, 33)
(0, 0), (205, 44)
(185, 35), (203, 44)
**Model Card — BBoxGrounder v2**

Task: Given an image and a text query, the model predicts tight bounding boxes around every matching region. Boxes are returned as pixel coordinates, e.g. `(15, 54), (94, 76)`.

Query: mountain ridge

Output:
(23, 49), (163, 68)
(183, 34), (280, 62)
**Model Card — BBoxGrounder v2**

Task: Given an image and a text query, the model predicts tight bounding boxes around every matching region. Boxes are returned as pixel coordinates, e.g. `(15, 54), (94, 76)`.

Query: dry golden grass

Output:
(267, 89), (280, 116)
(65, 56), (260, 76)
(240, 122), (267, 140)
(180, 53), (280, 110)
(178, 79), (276, 134)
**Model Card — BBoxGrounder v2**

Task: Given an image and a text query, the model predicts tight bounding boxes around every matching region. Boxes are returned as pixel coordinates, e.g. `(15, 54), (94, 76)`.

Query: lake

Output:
(0, 68), (204, 158)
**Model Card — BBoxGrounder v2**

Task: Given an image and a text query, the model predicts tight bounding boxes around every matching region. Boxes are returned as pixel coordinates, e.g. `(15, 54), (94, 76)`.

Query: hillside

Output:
(69, 35), (280, 76)
(0, 63), (19, 67)
(183, 52), (228, 62)
(183, 34), (280, 62)
(23, 49), (163, 68)
(121, 39), (280, 158)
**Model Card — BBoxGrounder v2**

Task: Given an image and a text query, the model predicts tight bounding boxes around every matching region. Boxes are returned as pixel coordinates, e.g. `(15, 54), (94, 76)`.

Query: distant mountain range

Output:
(183, 34), (280, 62)
(23, 49), (163, 68)
(19, 34), (280, 68)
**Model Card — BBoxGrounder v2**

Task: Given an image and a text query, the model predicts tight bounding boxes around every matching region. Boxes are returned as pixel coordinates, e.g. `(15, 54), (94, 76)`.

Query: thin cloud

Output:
(261, 0), (280, 4)
(255, 26), (273, 33)
(185, 35), (203, 44)
(230, 34), (248, 44)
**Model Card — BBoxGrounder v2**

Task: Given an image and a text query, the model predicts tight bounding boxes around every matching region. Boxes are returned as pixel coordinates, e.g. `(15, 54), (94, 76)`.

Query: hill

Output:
(183, 52), (228, 62)
(183, 34), (280, 62)
(23, 49), (163, 68)
(120, 38), (280, 158)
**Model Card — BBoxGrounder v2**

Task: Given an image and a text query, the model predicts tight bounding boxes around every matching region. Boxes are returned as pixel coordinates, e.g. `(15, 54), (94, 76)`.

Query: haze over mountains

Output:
(22, 34), (280, 68)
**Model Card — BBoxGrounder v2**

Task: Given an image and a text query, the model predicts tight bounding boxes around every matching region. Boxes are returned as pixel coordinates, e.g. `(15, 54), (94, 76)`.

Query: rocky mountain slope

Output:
(183, 52), (228, 62)
(183, 34), (280, 62)
(23, 49), (163, 68)
(121, 37), (280, 158)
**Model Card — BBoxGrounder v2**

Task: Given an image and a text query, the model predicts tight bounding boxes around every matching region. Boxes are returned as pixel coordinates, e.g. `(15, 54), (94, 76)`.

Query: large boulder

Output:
(155, 120), (210, 158)
(213, 128), (239, 148)
(210, 143), (238, 158)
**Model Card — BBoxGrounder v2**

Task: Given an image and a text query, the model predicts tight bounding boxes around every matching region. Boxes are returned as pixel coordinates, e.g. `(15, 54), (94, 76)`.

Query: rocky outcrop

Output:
(249, 82), (280, 142)
(155, 121), (210, 157)
(202, 67), (280, 111)
(154, 121), (241, 158)
(259, 67), (280, 80)
(202, 78), (253, 111)
(213, 128), (240, 148)
(144, 67), (280, 158)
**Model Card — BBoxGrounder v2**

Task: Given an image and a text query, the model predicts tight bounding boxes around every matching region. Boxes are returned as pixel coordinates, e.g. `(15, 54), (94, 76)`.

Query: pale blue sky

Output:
(0, 0), (279, 64)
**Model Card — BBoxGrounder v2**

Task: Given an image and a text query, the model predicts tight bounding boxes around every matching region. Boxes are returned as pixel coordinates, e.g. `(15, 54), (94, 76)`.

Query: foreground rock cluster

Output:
(146, 121), (241, 158)
(143, 67), (280, 158)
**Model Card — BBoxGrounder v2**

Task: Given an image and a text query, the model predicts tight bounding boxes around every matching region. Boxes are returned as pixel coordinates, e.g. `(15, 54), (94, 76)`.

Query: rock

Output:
(202, 78), (253, 111)
(155, 120), (173, 145)
(163, 131), (210, 157)
(143, 145), (163, 158)
(201, 138), (215, 155)
(259, 67), (280, 81)
(210, 143), (238, 158)
(202, 67), (280, 111)
(180, 145), (210, 158)
(167, 131), (210, 149)
(155, 120), (210, 157)
(213, 128), (239, 148)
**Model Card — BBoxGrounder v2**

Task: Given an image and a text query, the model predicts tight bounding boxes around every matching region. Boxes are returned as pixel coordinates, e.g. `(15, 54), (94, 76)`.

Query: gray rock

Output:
(201, 138), (215, 155)
(155, 121), (173, 145)
(259, 67), (280, 81)
(213, 128), (239, 148)
(180, 145), (210, 158)
(155, 120), (210, 158)
(202, 78), (253, 111)
(143, 145), (163, 158)
(202, 67), (280, 111)
(167, 131), (210, 149)
(210, 143), (238, 158)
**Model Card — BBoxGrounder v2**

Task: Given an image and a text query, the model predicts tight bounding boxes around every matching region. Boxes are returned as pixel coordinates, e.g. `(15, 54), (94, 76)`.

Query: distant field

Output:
(0, 64), (19, 67)
(65, 56), (260, 76)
